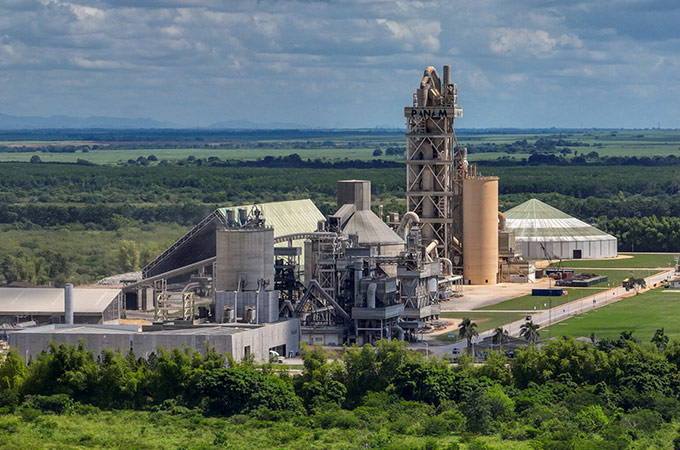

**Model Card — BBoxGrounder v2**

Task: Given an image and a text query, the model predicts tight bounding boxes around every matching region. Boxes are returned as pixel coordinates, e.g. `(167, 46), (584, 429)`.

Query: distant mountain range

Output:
(0, 113), (179, 129)
(207, 119), (313, 130)
(0, 113), (319, 130)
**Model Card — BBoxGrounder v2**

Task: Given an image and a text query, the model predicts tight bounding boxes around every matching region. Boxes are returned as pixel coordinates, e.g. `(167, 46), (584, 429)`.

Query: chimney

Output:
(64, 283), (74, 325)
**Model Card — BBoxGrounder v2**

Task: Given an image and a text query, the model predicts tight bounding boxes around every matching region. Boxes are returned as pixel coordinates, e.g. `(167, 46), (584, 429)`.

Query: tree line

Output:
(2, 337), (680, 448)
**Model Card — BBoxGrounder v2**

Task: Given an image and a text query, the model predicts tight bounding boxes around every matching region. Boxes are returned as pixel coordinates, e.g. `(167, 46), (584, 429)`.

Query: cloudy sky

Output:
(0, 0), (678, 128)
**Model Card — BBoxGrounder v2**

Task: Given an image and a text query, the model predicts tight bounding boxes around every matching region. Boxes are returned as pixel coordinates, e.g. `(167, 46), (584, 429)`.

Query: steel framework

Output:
(404, 65), (465, 264)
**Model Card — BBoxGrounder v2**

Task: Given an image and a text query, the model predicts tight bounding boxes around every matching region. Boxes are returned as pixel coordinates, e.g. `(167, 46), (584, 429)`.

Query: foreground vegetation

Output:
(3, 335), (680, 449)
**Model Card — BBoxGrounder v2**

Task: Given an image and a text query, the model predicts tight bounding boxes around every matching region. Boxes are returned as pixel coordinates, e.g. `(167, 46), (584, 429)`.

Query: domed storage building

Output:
(504, 199), (617, 260)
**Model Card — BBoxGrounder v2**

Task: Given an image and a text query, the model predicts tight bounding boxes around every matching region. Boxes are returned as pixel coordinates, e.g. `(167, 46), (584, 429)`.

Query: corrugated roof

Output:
(504, 199), (616, 242)
(219, 199), (324, 242)
(0, 288), (120, 314)
(342, 210), (404, 246)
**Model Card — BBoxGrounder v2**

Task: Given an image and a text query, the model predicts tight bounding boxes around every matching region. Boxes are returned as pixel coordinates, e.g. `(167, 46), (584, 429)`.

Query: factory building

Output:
(504, 199), (618, 260)
(10, 319), (300, 364)
(0, 287), (122, 326)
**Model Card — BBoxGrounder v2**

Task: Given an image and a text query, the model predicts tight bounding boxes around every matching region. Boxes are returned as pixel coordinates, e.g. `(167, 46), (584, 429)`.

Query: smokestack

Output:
(443, 65), (451, 86)
(64, 283), (74, 325)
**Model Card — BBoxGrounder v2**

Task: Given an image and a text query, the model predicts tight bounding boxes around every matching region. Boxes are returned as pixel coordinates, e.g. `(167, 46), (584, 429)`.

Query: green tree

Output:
(116, 240), (140, 272)
(295, 345), (347, 411)
(0, 349), (27, 391)
(651, 328), (669, 351)
(520, 321), (540, 344)
(492, 327), (509, 352)
(458, 317), (479, 356)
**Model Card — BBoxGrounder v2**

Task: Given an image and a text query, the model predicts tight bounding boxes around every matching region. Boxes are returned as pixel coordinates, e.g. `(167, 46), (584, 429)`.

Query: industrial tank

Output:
(463, 177), (499, 285)
(215, 227), (275, 291)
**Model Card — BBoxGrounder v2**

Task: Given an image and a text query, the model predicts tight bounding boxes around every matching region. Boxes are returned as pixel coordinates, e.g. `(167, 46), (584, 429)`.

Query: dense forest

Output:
(1, 128), (679, 285)
(2, 337), (680, 448)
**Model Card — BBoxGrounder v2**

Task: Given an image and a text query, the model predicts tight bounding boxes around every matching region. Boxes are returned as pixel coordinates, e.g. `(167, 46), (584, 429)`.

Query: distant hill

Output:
(208, 119), (313, 130)
(0, 113), (177, 129)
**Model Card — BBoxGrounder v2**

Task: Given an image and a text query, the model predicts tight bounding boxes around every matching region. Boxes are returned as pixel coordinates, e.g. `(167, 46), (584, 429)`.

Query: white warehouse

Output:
(504, 199), (617, 260)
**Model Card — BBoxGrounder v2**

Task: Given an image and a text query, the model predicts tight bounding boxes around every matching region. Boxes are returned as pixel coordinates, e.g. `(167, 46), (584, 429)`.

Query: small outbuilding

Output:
(504, 199), (617, 260)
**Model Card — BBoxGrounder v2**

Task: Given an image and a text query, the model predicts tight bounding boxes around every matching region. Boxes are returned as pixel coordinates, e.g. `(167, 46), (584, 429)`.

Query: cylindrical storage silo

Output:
(215, 227), (275, 291)
(463, 177), (499, 285)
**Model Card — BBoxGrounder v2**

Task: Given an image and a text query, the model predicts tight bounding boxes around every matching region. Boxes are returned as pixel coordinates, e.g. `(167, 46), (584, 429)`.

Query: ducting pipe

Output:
(498, 211), (506, 231)
(392, 325), (405, 341)
(238, 208), (247, 225)
(396, 211), (420, 240)
(64, 283), (74, 325)
(443, 65), (451, 87)
(441, 258), (453, 276)
(425, 240), (439, 257)
(366, 283), (377, 308)
(420, 66), (441, 94)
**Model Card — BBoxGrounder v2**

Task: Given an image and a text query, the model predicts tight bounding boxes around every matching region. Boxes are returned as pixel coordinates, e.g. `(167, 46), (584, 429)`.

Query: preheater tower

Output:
(404, 65), (464, 262)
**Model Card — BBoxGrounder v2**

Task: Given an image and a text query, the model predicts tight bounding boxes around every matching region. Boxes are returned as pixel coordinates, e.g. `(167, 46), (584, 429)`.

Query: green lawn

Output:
(437, 312), (528, 341)
(543, 288), (680, 341)
(477, 288), (607, 312)
(558, 253), (678, 269)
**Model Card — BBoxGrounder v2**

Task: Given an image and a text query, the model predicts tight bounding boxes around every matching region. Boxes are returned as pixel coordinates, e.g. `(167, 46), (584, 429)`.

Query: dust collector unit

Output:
(462, 177), (499, 285)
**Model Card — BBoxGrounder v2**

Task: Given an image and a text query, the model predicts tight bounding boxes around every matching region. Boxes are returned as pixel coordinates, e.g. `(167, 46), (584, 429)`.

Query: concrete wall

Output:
(522, 238), (617, 260)
(10, 320), (301, 364)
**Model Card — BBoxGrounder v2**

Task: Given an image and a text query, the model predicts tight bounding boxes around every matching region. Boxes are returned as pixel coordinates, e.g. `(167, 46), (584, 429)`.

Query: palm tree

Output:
(458, 317), (478, 356)
(520, 321), (540, 344)
(492, 327), (509, 352)
(651, 328), (669, 351)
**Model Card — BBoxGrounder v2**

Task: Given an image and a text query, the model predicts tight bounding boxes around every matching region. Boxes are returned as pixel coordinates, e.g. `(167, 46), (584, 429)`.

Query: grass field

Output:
(1, 129), (678, 163)
(559, 253), (678, 269)
(437, 312), (528, 341)
(543, 288), (680, 341)
(0, 147), (406, 164)
(477, 288), (607, 312)
(0, 408), (531, 450)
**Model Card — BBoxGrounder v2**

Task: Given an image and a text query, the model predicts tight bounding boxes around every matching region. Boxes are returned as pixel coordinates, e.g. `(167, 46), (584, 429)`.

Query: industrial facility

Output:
(6, 64), (592, 360)
(504, 199), (617, 260)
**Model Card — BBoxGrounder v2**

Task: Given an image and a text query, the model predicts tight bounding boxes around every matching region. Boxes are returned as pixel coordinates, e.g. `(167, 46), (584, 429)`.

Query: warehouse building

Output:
(504, 199), (617, 260)
(9, 319), (300, 364)
(0, 287), (122, 326)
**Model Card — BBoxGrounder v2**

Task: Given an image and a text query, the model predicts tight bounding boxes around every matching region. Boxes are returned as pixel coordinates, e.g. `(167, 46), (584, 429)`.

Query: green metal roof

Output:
(504, 199), (615, 241)
(219, 199), (324, 243)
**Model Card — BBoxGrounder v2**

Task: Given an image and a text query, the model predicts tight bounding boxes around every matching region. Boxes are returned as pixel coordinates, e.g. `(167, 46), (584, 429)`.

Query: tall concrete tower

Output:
(404, 65), (465, 265)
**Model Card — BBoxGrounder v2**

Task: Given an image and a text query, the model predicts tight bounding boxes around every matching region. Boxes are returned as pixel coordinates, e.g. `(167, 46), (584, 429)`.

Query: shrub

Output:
(575, 405), (610, 433)
(24, 394), (73, 414)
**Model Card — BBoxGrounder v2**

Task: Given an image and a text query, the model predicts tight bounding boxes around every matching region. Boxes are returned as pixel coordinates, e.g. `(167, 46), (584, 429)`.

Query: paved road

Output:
(414, 269), (677, 357)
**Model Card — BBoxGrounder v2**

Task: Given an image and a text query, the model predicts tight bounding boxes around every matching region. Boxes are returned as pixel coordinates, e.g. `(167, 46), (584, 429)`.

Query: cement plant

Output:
(3, 65), (676, 369)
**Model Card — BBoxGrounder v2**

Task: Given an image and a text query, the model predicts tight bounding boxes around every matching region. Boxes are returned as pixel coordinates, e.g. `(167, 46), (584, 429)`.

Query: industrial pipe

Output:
(366, 283), (377, 308)
(498, 211), (507, 231)
(425, 240), (439, 256)
(64, 283), (74, 325)
(441, 258), (453, 276)
(392, 324), (405, 341)
(396, 211), (420, 239)
(420, 66), (441, 95)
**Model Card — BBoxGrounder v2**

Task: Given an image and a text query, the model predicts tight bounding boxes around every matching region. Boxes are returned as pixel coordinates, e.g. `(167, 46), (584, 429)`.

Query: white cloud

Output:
(490, 28), (582, 57)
